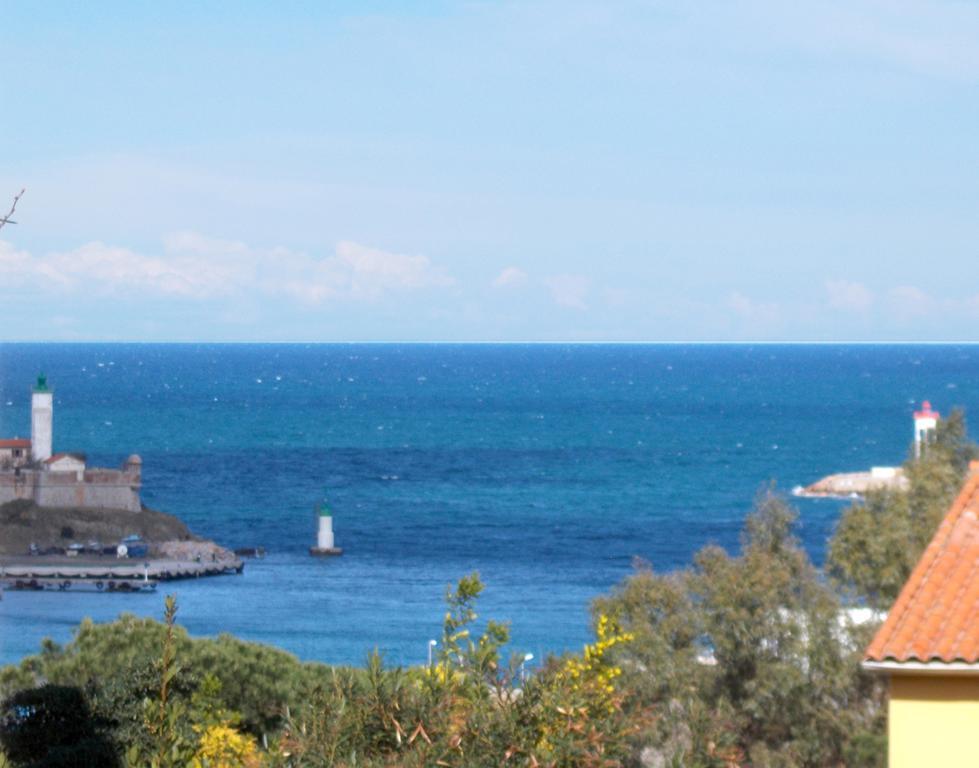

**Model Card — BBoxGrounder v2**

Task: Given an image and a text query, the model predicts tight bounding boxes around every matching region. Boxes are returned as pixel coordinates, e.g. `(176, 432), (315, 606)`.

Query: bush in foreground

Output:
(595, 491), (887, 767)
(1, 577), (648, 767)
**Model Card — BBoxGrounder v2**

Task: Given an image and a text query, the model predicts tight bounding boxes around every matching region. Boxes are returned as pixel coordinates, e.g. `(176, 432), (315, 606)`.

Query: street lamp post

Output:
(520, 652), (534, 684)
(427, 639), (438, 668)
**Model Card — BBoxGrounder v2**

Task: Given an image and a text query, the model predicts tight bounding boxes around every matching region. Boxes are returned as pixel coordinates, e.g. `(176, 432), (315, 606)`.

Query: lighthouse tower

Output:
(30, 373), (53, 463)
(310, 501), (343, 556)
(913, 400), (940, 459)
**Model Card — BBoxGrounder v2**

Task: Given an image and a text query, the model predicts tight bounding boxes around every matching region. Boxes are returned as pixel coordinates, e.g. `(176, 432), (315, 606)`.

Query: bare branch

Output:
(0, 188), (25, 231)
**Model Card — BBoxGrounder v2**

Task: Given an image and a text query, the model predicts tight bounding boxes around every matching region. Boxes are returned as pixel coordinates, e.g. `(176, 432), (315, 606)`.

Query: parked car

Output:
(120, 534), (148, 558)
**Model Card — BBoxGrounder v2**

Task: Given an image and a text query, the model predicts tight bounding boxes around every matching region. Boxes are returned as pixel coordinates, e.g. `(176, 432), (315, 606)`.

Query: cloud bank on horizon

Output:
(1, 235), (452, 303)
(2, 1), (979, 341)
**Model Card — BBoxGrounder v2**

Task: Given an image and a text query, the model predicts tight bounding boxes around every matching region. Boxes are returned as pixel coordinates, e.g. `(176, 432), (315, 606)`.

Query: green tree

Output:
(828, 408), (978, 606)
(595, 489), (886, 767)
(0, 611), (312, 741)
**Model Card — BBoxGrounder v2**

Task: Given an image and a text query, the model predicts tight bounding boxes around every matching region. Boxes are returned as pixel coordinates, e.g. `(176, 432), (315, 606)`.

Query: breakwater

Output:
(0, 555), (243, 589)
(794, 467), (909, 499)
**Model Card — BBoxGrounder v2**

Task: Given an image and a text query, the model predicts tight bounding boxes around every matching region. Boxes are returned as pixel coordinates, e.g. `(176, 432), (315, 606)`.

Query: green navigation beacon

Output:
(310, 499), (342, 556)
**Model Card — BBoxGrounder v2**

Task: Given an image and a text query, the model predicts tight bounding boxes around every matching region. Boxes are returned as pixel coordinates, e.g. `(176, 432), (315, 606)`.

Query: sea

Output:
(0, 344), (975, 669)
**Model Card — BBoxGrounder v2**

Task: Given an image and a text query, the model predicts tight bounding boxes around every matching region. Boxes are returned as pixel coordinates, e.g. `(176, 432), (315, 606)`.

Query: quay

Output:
(0, 554), (243, 592)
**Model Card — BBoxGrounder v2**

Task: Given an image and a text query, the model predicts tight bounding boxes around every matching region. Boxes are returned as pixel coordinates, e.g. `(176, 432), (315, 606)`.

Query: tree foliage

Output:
(276, 572), (646, 767)
(0, 684), (119, 768)
(594, 490), (886, 767)
(0, 610), (317, 740)
(828, 408), (979, 606)
(1, 576), (647, 767)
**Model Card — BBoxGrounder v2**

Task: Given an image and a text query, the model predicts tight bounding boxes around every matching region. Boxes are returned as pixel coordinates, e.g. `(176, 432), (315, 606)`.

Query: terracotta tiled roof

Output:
(865, 465), (979, 664)
(0, 438), (30, 448)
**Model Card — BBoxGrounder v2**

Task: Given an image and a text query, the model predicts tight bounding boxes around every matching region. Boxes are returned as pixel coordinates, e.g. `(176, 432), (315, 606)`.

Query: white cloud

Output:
(0, 239), (237, 297)
(545, 274), (589, 310)
(334, 241), (454, 300)
(825, 279), (874, 312)
(727, 291), (780, 325)
(492, 266), (528, 288)
(0, 235), (454, 305)
(0, 241), (33, 282)
(888, 285), (933, 317)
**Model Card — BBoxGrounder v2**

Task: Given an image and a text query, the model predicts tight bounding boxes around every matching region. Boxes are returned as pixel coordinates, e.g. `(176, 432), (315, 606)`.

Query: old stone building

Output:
(0, 376), (142, 512)
(0, 438), (31, 469)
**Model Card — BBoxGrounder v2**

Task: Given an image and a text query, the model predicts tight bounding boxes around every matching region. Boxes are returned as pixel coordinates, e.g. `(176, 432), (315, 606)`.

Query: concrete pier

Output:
(0, 555), (243, 589)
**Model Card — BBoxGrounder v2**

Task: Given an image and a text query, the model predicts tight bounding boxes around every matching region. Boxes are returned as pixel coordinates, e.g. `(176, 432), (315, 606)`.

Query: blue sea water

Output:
(0, 344), (975, 668)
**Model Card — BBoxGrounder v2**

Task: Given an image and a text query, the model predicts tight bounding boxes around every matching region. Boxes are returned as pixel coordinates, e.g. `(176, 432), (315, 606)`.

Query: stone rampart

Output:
(0, 471), (35, 505)
(0, 464), (141, 512)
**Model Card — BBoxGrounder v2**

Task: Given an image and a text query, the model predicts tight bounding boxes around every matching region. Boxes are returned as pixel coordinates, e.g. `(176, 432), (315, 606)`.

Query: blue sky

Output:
(3, 1), (979, 341)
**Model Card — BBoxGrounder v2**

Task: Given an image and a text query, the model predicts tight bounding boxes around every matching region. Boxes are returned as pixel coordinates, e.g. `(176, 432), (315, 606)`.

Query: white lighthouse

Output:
(913, 400), (940, 459)
(310, 501), (342, 556)
(30, 374), (53, 463)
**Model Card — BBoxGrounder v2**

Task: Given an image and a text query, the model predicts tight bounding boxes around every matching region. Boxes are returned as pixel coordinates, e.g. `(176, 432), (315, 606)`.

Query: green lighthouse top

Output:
(318, 501), (334, 517)
(33, 373), (50, 393)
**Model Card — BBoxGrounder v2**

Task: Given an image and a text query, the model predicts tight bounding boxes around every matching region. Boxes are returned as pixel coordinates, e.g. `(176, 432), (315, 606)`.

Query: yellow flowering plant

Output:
(557, 614), (634, 711)
(522, 614), (644, 765)
(192, 722), (260, 768)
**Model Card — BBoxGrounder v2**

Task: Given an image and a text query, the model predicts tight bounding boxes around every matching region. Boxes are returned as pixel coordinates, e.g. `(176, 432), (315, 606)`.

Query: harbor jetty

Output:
(794, 467), (908, 499)
(795, 400), (937, 500)
(0, 552), (243, 592)
(0, 507), (244, 593)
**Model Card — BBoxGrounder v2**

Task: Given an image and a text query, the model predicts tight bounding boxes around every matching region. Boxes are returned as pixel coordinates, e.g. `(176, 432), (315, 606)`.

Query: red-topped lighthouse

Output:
(913, 400), (940, 458)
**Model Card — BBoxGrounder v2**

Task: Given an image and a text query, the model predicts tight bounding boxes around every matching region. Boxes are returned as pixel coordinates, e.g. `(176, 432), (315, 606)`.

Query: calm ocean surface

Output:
(0, 344), (975, 667)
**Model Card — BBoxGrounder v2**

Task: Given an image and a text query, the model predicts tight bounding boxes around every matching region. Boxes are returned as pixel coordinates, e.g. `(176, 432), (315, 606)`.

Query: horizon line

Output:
(4, 340), (979, 346)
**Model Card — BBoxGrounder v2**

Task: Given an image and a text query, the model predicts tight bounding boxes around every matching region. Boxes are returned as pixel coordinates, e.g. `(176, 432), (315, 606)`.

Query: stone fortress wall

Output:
(0, 459), (142, 512)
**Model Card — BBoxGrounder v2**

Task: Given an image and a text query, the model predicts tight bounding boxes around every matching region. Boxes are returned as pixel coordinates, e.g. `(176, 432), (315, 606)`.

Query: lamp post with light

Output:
(520, 652), (534, 684)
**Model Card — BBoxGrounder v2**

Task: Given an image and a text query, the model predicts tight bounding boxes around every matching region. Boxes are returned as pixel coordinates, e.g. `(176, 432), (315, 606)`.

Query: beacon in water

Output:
(913, 400), (940, 459)
(310, 501), (343, 556)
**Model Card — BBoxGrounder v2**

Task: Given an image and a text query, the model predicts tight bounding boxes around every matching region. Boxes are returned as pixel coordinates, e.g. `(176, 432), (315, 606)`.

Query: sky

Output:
(3, 1), (979, 342)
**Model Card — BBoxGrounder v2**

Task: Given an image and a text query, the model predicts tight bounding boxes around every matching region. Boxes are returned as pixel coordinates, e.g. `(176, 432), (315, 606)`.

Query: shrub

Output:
(0, 684), (119, 768)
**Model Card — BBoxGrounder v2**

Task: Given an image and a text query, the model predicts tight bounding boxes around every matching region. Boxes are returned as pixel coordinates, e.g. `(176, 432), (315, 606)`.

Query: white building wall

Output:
(45, 455), (86, 481)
